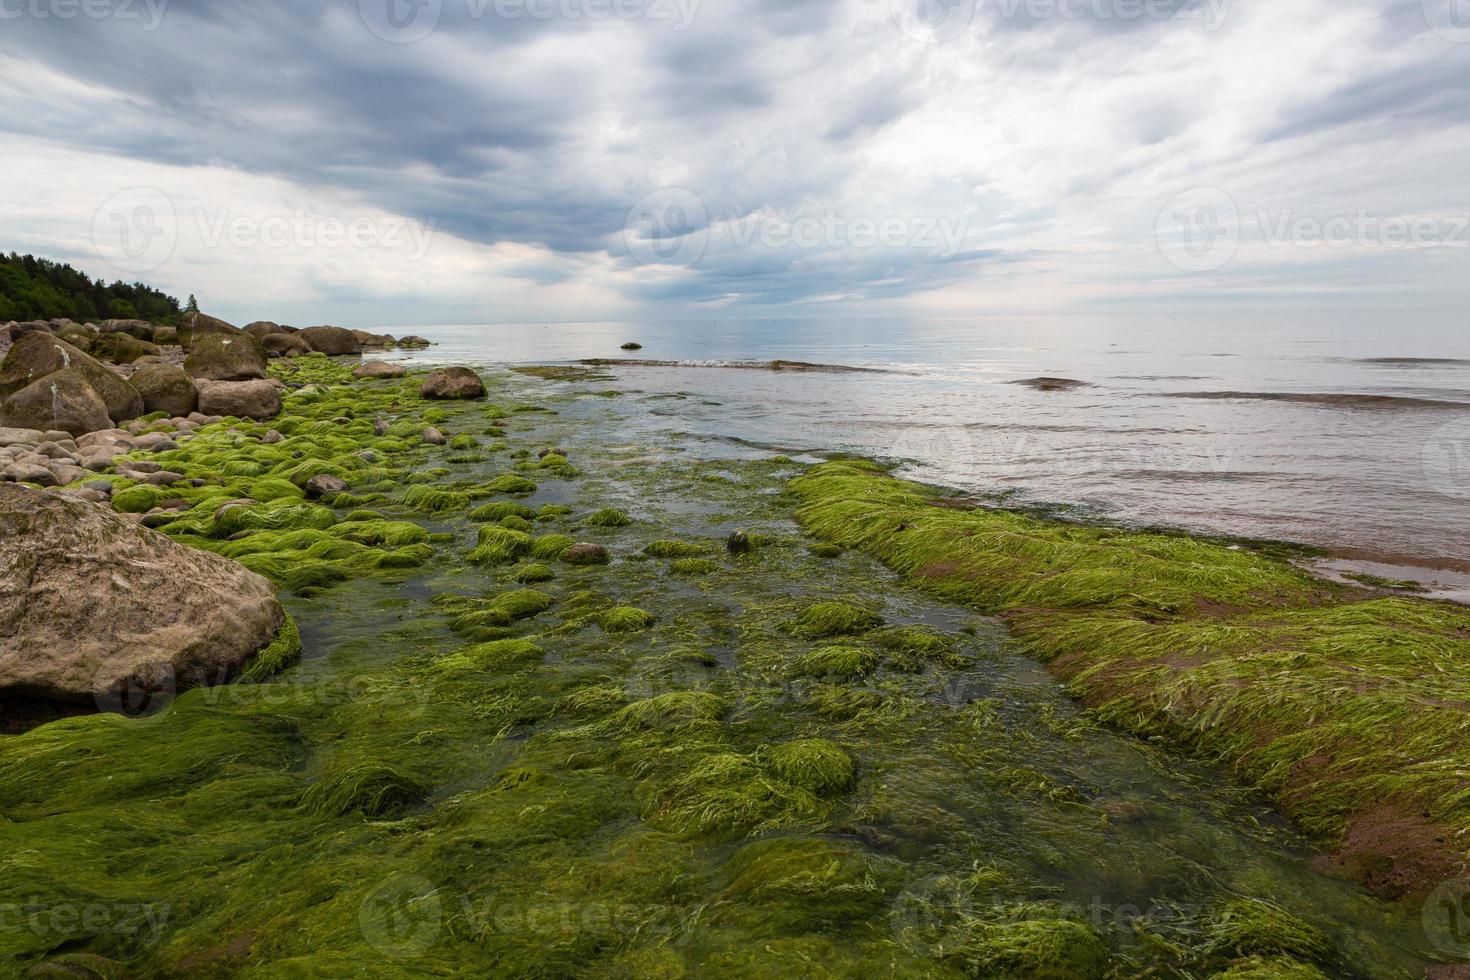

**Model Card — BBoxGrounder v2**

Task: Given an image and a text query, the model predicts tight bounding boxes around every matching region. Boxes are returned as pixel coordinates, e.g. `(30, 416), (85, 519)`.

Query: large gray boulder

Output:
(243, 321), (283, 339)
(260, 332), (311, 357)
(0, 484), (288, 711)
(299, 325), (362, 356)
(183, 333), (267, 382)
(131, 364), (198, 417)
(196, 379), (282, 420)
(0, 333), (143, 422)
(178, 311), (243, 348)
(0, 369), (114, 436)
(421, 366), (485, 400)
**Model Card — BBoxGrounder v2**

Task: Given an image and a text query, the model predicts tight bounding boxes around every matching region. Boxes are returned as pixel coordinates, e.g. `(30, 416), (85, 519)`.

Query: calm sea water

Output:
(374, 315), (1470, 598)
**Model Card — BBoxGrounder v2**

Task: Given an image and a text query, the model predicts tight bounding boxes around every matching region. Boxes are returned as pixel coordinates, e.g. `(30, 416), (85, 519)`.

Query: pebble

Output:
(422, 426), (447, 446)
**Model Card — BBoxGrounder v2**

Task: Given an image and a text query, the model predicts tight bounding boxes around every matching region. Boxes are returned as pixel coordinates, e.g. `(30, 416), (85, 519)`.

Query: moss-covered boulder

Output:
(421, 366), (485, 400)
(177, 311), (243, 347)
(299, 325), (362, 356)
(0, 483), (292, 715)
(130, 364), (198, 417)
(86, 332), (160, 364)
(183, 333), (267, 382)
(0, 333), (145, 422)
(0, 368), (112, 436)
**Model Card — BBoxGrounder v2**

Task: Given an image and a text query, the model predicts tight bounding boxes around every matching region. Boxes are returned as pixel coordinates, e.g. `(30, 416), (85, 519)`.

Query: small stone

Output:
(373, 419), (390, 436)
(140, 470), (186, 486)
(305, 474), (350, 499)
(726, 530), (752, 555)
(120, 461), (162, 475)
(422, 426), (447, 446)
(85, 479), (114, 495)
(3, 462), (57, 486)
(537, 447), (568, 460)
(562, 542), (610, 565)
(47, 463), (88, 485)
(262, 430), (284, 444)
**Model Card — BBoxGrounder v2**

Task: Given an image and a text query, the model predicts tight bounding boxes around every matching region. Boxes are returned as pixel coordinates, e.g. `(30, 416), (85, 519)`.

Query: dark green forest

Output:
(0, 253), (182, 325)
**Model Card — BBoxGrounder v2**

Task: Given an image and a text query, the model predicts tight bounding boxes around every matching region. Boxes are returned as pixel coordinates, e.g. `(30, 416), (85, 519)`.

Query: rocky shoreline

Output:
(0, 333), (1464, 976)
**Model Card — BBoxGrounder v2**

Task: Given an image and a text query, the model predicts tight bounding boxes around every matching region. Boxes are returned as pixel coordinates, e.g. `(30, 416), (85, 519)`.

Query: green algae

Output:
(0, 365), (1446, 978)
(600, 606), (658, 634)
(470, 500), (538, 522)
(240, 613), (302, 683)
(784, 601), (885, 639)
(586, 507), (632, 527)
(402, 484), (471, 513)
(794, 645), (879, 680)
(670, 558), (722, 577)
(469, 526), (533, 565)
(434, 639), (546, 675)
(762, 739), (855, 796)
(300, 763), (428, 818)
(791, 461), (1470, 895)
(644, 539), (707, 559)
(484, 474), (538, 495)
(512, 563), (556, 583)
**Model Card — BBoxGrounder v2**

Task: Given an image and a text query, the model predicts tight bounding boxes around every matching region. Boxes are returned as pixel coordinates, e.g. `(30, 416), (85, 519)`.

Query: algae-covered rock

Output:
(398, 335), (431, 349)
(177, 311), (243, 347)
(196, 379), (282, 420)
(183, 332), (267, 382)
(0, 369), (113, 436)
(422, 366), (486, 400)
(130, 363), (198, 417)
(86, 332), (159, 364)
(763, 738), (855, 795)
(299, 325), (362, 356)
(0, 483), (288, 711)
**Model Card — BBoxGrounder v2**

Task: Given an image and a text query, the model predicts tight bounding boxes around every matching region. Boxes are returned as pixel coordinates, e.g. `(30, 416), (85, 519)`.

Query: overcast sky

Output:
(1, 0), (1467, 327)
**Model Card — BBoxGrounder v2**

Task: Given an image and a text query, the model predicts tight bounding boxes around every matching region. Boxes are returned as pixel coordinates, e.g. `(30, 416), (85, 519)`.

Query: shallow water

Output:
(376, 314), (1470, 595)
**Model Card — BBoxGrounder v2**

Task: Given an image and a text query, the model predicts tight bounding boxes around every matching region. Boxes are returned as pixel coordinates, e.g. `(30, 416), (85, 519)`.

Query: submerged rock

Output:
(196, 379), (283, 420)
(397, 335), (431, 349)
(562, 542), (610, 565)
(726, 529), (751, 555)
(421, 366), (485, 400)
(0, 483), (288, 713)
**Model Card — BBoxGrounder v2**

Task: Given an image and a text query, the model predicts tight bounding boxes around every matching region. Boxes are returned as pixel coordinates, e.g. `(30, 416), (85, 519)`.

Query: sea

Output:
(373, 313), (1470, 602)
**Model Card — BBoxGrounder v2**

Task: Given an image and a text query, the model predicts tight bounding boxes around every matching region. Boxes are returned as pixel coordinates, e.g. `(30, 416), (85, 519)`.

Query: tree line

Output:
(0, 253), (184, 325)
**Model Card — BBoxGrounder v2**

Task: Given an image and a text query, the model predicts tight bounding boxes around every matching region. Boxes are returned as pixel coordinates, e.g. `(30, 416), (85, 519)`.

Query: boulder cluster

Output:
(0, 313), (430, 449)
